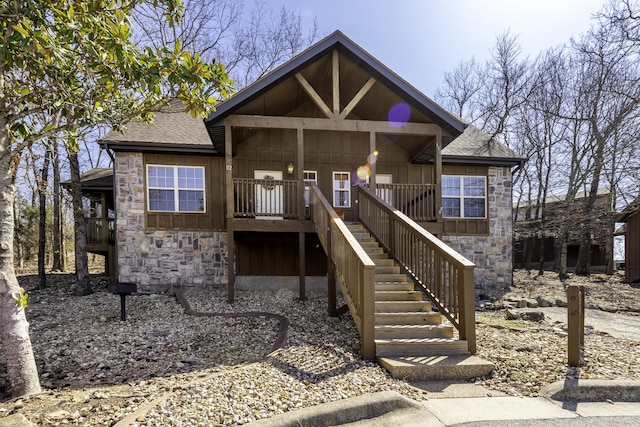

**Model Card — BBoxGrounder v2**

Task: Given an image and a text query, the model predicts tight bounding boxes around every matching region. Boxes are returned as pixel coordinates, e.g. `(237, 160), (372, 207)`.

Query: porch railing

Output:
(310, 186), (376, 359)
(85, 218), (114, 247)
(233, 178), (299, 219)
(358, 187), (476, 353)
(366, 183), (438, 221)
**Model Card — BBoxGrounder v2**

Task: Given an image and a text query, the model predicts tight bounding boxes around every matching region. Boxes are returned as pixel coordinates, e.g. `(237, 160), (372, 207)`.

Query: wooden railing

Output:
(310, 186), (377, 359)
(358, 187), (476, 353)
(233, 178), (299, 219)
(367, 183), (438, 221)
(85, 218), (114, 247)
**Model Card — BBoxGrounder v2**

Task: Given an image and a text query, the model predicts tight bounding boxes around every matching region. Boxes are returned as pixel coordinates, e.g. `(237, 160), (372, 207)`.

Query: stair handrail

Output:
(310, 186), (377, 359)
(357, 187), (477, 354)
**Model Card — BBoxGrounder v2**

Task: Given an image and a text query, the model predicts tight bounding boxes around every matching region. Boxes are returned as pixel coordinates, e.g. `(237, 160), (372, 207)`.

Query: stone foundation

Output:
(442, 167), (513, 299)
(114, 152), (228, 293)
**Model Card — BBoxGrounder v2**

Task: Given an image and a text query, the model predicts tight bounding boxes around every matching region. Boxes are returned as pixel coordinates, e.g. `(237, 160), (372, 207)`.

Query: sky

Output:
(275, 0), (610, 97)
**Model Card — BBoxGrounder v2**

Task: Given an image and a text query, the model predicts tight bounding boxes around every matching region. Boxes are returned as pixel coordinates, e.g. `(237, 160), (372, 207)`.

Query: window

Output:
(303, 170), (318, 207)
(333, 172), (351, 208)
(442, 175), (486, 218)
(147, 165), (205, 212)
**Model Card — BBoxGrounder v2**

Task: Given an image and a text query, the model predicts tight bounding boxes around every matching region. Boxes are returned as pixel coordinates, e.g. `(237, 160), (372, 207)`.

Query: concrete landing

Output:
(378, 354), (494, 380)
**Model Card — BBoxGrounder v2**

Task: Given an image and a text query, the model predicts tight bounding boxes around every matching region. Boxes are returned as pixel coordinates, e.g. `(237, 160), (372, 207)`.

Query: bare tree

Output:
(132, 0), (320, 90)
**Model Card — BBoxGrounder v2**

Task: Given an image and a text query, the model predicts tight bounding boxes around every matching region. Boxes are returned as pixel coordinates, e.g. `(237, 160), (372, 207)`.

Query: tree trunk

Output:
(68, 149), (91, 295)
(0, 146), (42, 397)
(52, 139), (63, 272)
(37, 146), (52, 288)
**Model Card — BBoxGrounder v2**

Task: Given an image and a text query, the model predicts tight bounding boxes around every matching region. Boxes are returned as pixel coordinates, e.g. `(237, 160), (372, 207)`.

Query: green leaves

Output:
(1, 0), (233, 149)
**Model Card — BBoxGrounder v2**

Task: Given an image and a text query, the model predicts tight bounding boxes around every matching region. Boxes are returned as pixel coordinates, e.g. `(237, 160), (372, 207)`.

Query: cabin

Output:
(513, 190), (614, 271)
(617, 196), (640, 282)
(94, 31), (523, 364)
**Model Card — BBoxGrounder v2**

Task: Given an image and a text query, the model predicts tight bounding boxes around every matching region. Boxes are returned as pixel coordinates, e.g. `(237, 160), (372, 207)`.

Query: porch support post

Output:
(298, 231), (306, 301)
(434, 129), (442, 222)
(327, 216), (337, 316)
(296, 127), (306, 300)
(297, 128), (305, 220)
(369, 132), (377, 192)
(227, 230), (235, 303)
(225, 122), (235, 303)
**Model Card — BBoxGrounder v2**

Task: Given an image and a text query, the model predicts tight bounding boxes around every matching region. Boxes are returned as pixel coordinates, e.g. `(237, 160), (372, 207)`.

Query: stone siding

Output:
(442, 167), (513, 299)
(114, 152), (227, 293)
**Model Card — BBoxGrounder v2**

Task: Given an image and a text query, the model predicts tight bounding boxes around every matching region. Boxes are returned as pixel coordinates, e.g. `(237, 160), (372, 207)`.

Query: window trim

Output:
(303, 170), (318, 208)
(146, 164), (206, 213)
(442, 175), (487, 219)
(332, 171), (351, 208)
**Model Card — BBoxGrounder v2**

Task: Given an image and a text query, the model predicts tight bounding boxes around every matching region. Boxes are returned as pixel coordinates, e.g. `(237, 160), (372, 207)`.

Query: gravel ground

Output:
(0, 270), (639, 426)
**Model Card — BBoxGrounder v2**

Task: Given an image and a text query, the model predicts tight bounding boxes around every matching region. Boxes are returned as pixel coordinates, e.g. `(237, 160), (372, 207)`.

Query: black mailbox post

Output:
(115, 282), (137, 321)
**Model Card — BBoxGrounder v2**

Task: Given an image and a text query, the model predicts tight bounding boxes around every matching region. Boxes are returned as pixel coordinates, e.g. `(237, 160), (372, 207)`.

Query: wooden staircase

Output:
(346, 223), (494, 380)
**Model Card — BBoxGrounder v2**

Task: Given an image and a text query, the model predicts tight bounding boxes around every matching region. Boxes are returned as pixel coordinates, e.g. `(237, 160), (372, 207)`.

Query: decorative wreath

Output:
(262, 175), (275, 190)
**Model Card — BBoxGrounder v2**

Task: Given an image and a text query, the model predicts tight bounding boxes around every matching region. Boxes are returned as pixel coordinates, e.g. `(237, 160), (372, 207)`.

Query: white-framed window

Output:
(442, 175), (486, 218)
(303, 170), (318, 207)
(333, 171), (351, 208)
(147, 165), (205, 212)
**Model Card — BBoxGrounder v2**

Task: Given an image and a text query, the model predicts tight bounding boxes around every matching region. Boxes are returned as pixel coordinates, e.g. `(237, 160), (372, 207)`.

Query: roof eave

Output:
(100, 140), (219, 155)
(442, 156), (526, 167)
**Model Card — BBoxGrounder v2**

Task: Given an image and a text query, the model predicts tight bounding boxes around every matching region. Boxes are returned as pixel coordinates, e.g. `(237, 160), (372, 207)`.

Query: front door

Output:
(254, 170), (283, 219)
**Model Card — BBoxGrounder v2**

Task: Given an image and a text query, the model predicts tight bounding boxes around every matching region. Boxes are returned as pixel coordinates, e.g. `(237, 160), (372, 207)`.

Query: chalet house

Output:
(89, 31), (523, 361)
(617, 196), (640, 282)
(513, 190), (614, 270)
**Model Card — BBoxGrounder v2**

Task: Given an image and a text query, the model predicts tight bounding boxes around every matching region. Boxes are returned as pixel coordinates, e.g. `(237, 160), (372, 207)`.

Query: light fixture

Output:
(287, 162), (294, 175)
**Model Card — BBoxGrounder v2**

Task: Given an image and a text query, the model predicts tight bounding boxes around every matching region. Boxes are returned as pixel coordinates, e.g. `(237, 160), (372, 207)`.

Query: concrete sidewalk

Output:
(246, 380), (640, 426)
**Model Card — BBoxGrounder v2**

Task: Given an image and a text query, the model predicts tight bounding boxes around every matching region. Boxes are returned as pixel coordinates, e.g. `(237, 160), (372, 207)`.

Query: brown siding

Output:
(233, 129), (436, 222)
(441, 165), (489, 235)
(235, 232), (327, 276)
(144, 154), (225, 231)
(627, 211), (640, 281)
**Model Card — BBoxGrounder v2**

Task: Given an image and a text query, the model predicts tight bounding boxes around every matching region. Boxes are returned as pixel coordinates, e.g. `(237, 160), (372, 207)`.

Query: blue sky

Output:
(275, 0), (609, 97)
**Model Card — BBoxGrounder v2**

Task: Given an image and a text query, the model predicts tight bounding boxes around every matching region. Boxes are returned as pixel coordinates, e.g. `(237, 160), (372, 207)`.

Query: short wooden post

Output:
(227, 230), (235, 304)
(360, 265), (376, 360)
(298, 231), (306, 301)
(327, 217), (338, 316)
(459, 265), (476, 354)
(567, 285), (584, 367)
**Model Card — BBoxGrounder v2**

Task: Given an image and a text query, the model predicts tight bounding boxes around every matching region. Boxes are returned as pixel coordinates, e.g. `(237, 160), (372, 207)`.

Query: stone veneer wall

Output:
(442, 166), (513, 299)
(114, 152), (227, 293)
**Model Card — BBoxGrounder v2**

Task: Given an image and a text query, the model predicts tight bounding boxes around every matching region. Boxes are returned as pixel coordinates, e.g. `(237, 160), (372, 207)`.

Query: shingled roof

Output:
(442, 125), (525, 166)
(101, 99), (216, 154)
(617, 195), (640, 222)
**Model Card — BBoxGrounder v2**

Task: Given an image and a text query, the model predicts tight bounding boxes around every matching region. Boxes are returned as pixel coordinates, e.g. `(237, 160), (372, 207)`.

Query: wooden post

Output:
(567, 285), (584, 367)
(434, 130), (442, 222)
(297, 127), (305, 220)
(225, 123), (235, 303)
(227, 230), (235, 304)
(299, 231), (306, 301)
(360, 264), (376, 360)
(327, 216), (337, 316)
(332, 50), (340, 117)
(459, 265), (476, 353)
(369, 132), (377, 192)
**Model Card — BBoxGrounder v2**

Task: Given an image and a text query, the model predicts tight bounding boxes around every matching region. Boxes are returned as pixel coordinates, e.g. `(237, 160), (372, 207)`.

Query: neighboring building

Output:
(617, 196), (640, 282)
(89, 31), (523, 299)
(513, 190), (614, 270)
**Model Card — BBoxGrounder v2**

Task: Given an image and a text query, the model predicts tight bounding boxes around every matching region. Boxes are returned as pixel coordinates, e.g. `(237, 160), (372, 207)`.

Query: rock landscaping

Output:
(0, 269), (639, 426)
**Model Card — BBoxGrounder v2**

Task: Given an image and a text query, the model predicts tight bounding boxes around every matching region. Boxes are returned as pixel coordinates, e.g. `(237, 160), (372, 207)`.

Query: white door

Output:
(376, 174), (393, 206)
(254, 170), (283, 219)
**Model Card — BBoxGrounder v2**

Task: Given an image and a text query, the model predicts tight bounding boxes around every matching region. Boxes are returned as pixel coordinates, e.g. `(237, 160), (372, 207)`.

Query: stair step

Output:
(375, 301), (432, 312)
(375, 273), (409, 282)
(372, 258), (395, 266)
(375, 324), (454, 339)
(375, 312), (442, 325)
(375, 290), (422, 301)
(375, 266), (400, 274)
(374, 338), (469, 357)
(378, 355), (494, 381)
(367, 252), (390, 259)
(375, 282), (414, 291)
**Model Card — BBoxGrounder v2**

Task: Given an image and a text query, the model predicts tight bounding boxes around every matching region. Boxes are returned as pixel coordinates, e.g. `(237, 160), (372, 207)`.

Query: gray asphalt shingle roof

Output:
(442, 125), (525, 165)
(101, 99), (212, 148)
